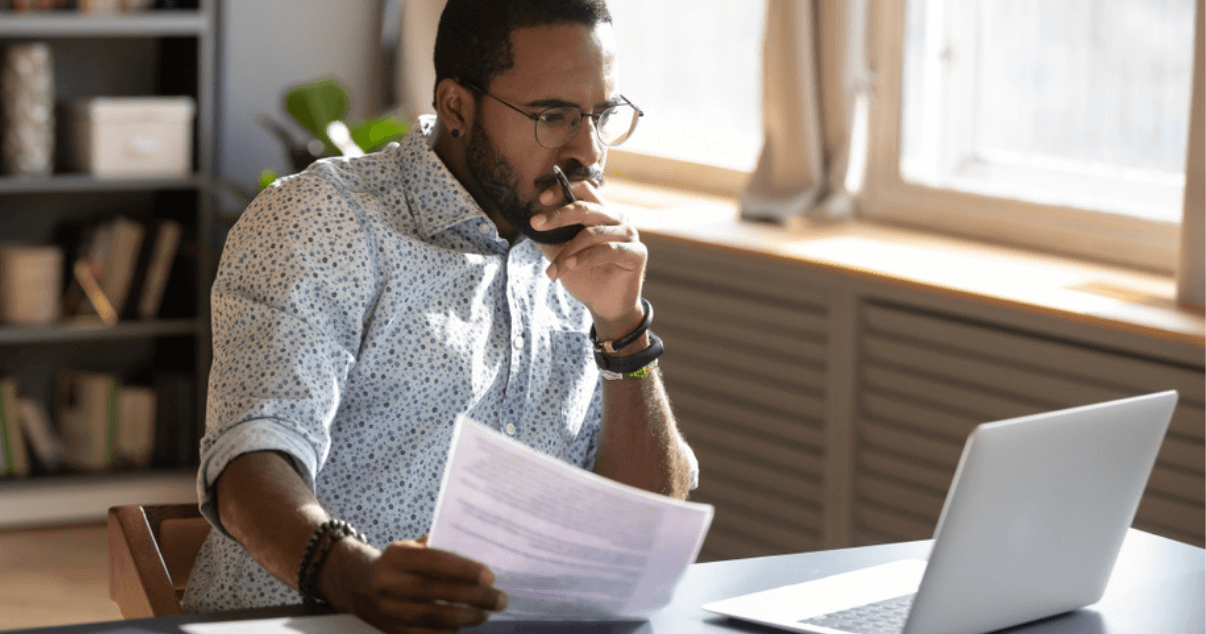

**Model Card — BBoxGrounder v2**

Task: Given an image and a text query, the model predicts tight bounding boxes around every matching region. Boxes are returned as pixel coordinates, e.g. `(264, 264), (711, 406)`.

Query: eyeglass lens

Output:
(536, 105), (639, 149)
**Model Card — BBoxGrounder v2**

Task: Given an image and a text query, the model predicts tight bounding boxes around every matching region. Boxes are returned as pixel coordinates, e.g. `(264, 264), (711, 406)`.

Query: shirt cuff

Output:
(196, 417), (320, 538)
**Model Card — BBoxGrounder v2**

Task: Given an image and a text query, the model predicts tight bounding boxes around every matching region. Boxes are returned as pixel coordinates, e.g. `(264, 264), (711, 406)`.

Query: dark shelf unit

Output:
(0, 3), (216, 526)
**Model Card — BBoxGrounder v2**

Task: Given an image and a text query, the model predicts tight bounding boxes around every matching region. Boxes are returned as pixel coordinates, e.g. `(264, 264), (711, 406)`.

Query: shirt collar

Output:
(397, 115), (493, 239)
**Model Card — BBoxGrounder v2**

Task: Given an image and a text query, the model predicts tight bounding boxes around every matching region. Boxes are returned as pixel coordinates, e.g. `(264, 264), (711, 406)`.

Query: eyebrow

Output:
(524, 96), (623, 111)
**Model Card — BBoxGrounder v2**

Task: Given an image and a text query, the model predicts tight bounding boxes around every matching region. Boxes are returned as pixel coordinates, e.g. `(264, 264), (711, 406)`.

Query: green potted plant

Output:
(208, 78), (411, 256)
(256, 77), (411, 190)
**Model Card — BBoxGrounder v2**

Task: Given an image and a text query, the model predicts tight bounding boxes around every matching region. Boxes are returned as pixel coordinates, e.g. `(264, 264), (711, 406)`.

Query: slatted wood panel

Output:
(645, 239), (831, 561)
(854, 301), (1206, 547)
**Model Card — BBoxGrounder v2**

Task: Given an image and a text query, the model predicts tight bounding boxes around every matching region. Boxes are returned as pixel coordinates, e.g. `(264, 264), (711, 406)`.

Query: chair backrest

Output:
(108, 503), (211, 619)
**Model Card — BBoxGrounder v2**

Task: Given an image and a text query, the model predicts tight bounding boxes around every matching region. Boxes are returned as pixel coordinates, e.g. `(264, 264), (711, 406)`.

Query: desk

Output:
(10, 529), (1203, 634)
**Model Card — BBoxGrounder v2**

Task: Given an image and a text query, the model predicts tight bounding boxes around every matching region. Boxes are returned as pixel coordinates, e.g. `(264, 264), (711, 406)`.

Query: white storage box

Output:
(63, 96), (195, 178)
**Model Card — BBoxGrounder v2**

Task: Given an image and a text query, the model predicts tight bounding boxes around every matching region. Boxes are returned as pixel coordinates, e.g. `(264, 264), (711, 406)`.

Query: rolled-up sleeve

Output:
(196, 168), (378, 535)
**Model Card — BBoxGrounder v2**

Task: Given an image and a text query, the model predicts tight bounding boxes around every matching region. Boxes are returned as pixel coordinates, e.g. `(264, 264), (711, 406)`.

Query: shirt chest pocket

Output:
(542, 329), (600, 430)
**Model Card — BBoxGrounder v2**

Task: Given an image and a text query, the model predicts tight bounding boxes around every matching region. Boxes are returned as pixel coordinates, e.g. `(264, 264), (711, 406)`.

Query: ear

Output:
(435, 78), (476, 136)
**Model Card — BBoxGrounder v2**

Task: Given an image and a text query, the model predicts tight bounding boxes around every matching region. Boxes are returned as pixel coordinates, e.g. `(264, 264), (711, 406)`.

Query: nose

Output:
(559, 114), (605, 171)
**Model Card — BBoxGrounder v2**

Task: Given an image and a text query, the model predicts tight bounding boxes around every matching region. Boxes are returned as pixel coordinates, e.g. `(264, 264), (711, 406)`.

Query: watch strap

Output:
(599, 359), (659, 381)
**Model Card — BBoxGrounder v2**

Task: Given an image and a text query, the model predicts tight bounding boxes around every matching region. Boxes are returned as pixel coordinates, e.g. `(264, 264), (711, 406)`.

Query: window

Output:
(865, 0), (1199, 271)
(604, 0), (766, 193)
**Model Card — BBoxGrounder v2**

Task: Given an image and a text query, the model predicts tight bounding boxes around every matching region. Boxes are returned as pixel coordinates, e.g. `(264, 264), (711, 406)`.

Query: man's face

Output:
(465, 111), (597, 244)
(465, 22), (619, 244)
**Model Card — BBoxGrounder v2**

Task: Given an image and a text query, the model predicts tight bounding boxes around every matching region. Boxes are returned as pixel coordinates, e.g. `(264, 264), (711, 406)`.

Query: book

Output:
(59, 220), (108, 318)
(60, 217), (145, 323)
(57, 371), (119, 471)
(116, 385), (156, 468)
(0, 244), (63, 325)
(0, 377), (29, 477)
(60, 219), (113, 319)
(121, 221), (157, 319)
(97, 217), (145, 318)
(135, 219), (182, 320)
(17, 397), (62, 472)
(77, 0), (122, 12)
(71, 258), (118, 325)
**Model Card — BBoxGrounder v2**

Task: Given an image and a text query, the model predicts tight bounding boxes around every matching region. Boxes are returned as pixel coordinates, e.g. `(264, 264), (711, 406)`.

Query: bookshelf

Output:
(0, 10), (208, 37)
(0, 173), (201, 194)
(0, 318), (198, 345)
(0, 1), (216, 527)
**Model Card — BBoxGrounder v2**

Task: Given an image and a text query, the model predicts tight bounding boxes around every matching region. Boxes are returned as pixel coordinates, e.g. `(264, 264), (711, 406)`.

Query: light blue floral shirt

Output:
(183, 117), (610, 611)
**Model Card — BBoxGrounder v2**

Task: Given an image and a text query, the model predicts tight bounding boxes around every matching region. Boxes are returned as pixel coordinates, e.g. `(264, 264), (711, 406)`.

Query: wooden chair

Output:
(108, 503), (212, 618)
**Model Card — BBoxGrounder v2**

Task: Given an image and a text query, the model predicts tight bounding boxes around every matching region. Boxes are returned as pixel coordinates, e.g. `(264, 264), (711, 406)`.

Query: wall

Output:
(217, 0), (389, 204)
(642, 236), (1206, 560)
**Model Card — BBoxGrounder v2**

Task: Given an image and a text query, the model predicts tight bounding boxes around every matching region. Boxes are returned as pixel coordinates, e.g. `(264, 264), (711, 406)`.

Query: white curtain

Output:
(1177, 0), (1204, 307)
(741, 0), (872, 223)
(394, 0), (448, 122)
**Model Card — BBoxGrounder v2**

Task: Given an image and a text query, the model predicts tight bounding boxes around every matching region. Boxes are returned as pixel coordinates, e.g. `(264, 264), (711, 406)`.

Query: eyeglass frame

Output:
(461, 80), (644, 149)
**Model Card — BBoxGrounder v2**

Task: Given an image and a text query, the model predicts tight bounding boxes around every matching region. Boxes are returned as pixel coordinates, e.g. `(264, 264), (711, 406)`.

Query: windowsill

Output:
(606, 178), (1205, 348)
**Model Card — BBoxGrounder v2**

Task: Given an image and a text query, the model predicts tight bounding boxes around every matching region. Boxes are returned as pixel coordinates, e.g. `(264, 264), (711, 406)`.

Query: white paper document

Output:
(428, 417), (714, 621)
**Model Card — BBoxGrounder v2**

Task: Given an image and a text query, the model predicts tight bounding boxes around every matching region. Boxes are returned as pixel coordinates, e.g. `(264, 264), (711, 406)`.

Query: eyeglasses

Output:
(464, 81), (643, 149)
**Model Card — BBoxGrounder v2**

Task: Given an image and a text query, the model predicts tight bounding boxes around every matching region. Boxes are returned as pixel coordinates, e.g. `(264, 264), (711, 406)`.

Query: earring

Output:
(451, 129), (461, 139)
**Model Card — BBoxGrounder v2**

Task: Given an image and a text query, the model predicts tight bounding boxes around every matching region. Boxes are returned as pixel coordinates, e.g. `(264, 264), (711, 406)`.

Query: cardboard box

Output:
(62, 97), (195, 178)
(0, 244), (62, 325)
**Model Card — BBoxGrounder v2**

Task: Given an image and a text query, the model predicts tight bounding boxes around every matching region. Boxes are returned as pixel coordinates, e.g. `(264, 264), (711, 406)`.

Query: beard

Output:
(464, 117), (601, 245)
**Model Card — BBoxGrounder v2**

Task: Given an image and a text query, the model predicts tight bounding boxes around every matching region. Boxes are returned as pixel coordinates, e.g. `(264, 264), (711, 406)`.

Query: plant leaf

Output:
(349, 116), (411, 153)
(284, 78), (350, 147)
(258, 169), (282, 191)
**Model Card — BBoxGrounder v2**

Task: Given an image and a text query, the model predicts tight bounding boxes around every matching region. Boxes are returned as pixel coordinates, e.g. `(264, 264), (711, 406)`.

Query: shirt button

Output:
(513, 334), (524, 348)
(504, 423), (516, 436)
(478, 222), (491, 234)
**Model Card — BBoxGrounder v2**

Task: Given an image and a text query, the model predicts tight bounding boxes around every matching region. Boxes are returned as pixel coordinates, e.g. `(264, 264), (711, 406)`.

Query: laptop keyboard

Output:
(798, 593), (915, 634)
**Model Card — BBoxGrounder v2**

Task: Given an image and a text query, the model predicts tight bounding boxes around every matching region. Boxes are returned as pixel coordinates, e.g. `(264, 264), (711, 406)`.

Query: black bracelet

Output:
(595, 330), (664, 376)
(590, 298), (653, 355)
(298, 519), (367, 605)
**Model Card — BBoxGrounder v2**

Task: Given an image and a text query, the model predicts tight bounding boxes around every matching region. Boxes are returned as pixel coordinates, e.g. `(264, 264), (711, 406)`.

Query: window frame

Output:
(604, 148), (750, 198)
(860, 0), (1184, 274)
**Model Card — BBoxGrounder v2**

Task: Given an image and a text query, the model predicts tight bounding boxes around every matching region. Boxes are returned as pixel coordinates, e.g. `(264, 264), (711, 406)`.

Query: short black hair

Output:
(434, 0), (612, 96)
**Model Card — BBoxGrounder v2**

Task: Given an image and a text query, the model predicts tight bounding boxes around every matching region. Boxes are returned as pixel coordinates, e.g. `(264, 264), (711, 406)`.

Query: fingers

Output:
(532, 182), (641, 280)
(544, 226), (645, 280)
(365, 540), (508, 632)
(534, 180), (621, 232)
(380, 541), (495, 585)
(531, 203), (622, 236)
(539, 177), (597, 208)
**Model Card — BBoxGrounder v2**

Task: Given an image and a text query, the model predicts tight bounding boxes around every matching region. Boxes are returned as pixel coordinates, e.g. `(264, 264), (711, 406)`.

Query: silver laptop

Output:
(703, 390), (1178, 634)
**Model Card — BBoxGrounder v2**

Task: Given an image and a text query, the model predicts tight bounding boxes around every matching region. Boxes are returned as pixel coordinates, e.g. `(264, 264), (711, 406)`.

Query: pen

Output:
(552, 165), (576, 203)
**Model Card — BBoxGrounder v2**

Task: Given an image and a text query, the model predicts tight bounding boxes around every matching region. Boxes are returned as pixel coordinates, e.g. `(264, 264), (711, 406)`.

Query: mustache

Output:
(536, 162), (605, 191)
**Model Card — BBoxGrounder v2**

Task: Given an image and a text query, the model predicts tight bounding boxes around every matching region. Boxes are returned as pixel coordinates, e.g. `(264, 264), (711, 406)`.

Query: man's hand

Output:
(216, 451), (507, 634)
(325, 535), (507, 634)
(533, 181), (645, 340)
(530, 182), (693, 501)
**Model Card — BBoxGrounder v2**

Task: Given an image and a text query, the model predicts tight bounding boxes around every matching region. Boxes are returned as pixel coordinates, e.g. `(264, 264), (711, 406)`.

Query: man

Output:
(182, 1), (697, 631)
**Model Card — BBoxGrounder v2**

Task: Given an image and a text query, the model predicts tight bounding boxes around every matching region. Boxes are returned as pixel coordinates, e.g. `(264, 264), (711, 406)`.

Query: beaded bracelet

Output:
(297, 519), (368, 605)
